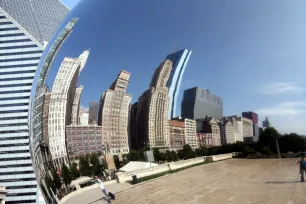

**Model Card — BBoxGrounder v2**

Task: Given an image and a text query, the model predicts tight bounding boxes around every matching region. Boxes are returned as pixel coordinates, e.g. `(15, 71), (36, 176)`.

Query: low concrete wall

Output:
(116, 153), (235, 183)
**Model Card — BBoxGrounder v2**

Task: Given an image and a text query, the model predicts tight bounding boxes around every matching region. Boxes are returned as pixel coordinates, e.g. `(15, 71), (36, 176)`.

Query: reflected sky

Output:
(48, 0), (306, 134)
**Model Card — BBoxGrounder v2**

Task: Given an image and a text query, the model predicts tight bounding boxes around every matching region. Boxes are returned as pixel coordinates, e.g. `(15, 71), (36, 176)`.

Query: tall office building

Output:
(242, 111), (258, 125)
(136, 60), (172, 149)
(98, 70), (131, 154)
(262, 117), (271, 128)
(0, 1), (68, 203)
(164, 49), (192, 119)
(71, 85), (83, 125)
(181, 87), (223, 120)
(48, 50), (89, 169)
(88, 101), (99, 125)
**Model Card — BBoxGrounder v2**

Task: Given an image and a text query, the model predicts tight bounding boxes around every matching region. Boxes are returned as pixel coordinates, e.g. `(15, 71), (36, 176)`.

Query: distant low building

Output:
(172, 117), (198, 149)
(225, 116), (244, 143)
(197, 133), (215, 147)
(253, 124), (260, 142)
(196, 117), (221, 146)
(242, 117), (253, 138)
(66, 125), (103, 160)
(168, 120), (185, 150)
(242, 111), (258, 125)
(218, 118), (235, 145)
(79, 109), (89, 125)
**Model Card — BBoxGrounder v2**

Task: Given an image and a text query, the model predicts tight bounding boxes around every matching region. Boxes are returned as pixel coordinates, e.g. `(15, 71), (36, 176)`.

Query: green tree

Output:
(279, 133), (306, 153)
(113, 155), (121, 170)
(257, 127), (280, 152)
(61, 163), (72, 187)
(45, 173), (56, 194)
(165, 150), (172, 162)
(40, 184), (51, 203)
(242, 146), (257, 156)
(90, 154), (101, 176)
(171, 150), (179, 161)
(70, 163), (80, 180)
(102, 158), (108, 170)
(153, 148), (161, 162)
(261, 147), (274, 156)
(128, 150), (142, 161)
(79, 156), (91, 176)
(182, 144), (196, 159)
(51, 168), (61, 190)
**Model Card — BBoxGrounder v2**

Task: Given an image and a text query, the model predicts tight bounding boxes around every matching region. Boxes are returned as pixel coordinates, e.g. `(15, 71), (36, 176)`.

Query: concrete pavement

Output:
(63, 159), (306, 204)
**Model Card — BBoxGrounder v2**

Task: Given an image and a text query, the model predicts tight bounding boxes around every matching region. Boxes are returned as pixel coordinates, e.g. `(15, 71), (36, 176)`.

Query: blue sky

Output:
(58, 0), (306, 135)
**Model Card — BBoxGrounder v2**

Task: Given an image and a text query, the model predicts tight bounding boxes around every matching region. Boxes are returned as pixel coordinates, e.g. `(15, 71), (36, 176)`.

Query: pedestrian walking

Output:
(297, 156), (306, 182)
(96, 176), (111, 203)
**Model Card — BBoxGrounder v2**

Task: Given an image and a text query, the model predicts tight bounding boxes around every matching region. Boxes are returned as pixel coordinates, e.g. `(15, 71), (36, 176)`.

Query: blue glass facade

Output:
(165, 49), (192, 119)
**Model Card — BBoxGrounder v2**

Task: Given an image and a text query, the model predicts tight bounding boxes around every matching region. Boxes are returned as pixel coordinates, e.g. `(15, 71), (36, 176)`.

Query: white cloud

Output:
(257, 102), (306, 135)
(256, 102), (306, 117)
(258, 83), (304, 95)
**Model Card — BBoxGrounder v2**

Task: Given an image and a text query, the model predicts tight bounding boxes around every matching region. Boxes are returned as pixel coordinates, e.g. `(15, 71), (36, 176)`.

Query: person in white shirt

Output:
(95, 176), (111, 202)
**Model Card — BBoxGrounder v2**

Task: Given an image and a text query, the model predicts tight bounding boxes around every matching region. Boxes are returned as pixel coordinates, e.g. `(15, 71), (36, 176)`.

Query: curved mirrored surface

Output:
(29, 0), (306, 203)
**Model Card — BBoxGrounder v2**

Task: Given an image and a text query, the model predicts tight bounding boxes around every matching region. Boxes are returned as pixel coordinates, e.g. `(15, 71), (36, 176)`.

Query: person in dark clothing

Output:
(297, 156), (306, 182)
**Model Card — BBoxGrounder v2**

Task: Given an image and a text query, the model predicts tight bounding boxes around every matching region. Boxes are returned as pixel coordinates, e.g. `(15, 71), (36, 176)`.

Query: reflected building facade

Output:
(30, 18), (77, 204)
(48, 50), (89, 168)
(0, 1), (68, 203)
(98, 71), (131, 154)
(88, 101), (99, 125)
(165, 49), (192, 119)
(136, 60), (172, 149)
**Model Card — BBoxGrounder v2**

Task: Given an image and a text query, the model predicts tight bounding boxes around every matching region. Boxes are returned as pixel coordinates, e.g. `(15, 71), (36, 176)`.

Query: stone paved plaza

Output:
(64, 159), (306, 204)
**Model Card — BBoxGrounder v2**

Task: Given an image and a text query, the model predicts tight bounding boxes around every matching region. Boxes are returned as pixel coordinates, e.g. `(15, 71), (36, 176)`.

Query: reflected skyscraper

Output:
(88, 101), (99, 125)
(98, 71), (131, 154)
(165, 49), (192, 119)
(137, 60), (172, 149)
(48, 50), (89, 168)
(0, 1), (68, 203)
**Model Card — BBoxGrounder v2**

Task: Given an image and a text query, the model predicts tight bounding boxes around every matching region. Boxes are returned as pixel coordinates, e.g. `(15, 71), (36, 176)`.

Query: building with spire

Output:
(0, 1), (68, 203)
(48, 50), (89, 168)
(98, 70), (131, 154)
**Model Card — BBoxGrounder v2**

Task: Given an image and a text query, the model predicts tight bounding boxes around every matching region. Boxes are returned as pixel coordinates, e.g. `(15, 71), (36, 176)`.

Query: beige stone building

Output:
(98, 70), (131, 155)
(169, 120), (185, 150)
(136, 60), (172, 150)
(242, 117), (253, 137)
(196, 117), (221, 146)
(71, 85), (83, 125)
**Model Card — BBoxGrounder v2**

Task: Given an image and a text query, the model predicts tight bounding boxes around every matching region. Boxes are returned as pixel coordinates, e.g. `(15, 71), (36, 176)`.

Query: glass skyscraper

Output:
(165, 49), (192, 119)
(0, 1), (68, 203)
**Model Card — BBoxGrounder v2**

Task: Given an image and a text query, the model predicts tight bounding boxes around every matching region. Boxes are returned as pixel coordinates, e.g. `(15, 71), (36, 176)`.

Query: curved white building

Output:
(48, 50), (89, 168)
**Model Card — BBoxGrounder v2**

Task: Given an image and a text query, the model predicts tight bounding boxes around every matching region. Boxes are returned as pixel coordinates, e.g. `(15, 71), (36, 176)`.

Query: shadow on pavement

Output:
(89, 197), (112, 204)
(266, 181), (298, 184)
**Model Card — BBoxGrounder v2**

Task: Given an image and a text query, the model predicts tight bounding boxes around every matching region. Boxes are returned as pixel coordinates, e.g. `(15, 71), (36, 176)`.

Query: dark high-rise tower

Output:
(89, 101), (99, 125)
(181, 87), (223, 120)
